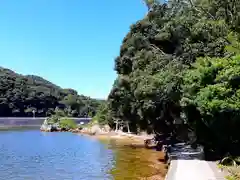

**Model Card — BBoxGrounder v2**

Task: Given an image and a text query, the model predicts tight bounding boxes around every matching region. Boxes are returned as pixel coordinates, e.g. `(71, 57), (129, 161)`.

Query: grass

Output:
(217, 157), (240, 180)
(225, 166), (240, 180)
(59, 118), (77, 129)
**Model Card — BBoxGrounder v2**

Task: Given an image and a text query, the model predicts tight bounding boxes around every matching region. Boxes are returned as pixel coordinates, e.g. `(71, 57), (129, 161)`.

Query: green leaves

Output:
(107, 0), (240, 156)
(182, 53), (240, 152)
(59, 118), (77, 129)
(0, 67), (102, 117)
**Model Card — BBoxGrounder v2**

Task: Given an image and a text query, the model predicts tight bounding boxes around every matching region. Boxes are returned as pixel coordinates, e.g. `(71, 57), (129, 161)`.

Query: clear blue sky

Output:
(0, 0), (147, 99)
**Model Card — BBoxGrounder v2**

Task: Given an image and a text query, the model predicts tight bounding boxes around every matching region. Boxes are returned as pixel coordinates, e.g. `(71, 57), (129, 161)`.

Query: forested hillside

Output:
(0, 67), (103, 117)
(98, 0), (240, 157)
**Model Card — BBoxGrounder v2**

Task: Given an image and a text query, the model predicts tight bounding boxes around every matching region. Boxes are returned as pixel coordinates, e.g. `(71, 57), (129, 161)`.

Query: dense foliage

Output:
(92, 102), (110, 126)
(59, 118), (77, 130)
(101, 0), (240, 156)
(182, 38), (240, 156)
(0, 67), (103, 117)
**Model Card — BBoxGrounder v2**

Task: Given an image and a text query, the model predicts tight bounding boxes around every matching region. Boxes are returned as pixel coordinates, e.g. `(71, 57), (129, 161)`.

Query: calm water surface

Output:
(0, 130), (166, 180)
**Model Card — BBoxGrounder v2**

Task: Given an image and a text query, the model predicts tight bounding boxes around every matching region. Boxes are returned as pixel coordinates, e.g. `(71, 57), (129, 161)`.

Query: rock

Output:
(71, 128), (81, 133)
(40, 124), (52, 132)
(40, 119), (52, 132)
(167, 143), (204, 161)
(144, 138), (157, 149)
(40, 119), (60, 132)
(103, 125), (111, 132)
(90, 124), (101, 135)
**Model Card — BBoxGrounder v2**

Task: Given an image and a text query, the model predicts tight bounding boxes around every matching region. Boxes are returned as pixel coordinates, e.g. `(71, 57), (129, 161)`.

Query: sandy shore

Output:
(77, 131), (167, 180)
(78, 131), (156, 146)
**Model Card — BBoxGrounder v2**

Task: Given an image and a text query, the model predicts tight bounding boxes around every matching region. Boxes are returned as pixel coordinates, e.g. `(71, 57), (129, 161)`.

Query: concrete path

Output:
(165, 160), (227, 180)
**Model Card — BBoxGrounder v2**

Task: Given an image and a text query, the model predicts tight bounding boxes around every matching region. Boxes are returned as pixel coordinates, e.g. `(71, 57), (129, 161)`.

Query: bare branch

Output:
(150, 43), (166, 55)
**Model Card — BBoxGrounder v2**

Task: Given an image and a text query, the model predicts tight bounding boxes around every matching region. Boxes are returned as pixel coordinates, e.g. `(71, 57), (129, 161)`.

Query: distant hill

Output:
(25, 75), (61, 90)
(0, 67), (103, 117)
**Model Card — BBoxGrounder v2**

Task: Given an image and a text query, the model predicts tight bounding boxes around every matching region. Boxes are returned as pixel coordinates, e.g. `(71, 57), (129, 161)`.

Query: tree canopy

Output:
(98, 0), (240, 156)
(0, 67), (103, 117)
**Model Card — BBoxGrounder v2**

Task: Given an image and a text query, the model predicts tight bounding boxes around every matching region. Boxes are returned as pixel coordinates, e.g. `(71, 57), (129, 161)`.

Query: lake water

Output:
(0, 129), (166, 180)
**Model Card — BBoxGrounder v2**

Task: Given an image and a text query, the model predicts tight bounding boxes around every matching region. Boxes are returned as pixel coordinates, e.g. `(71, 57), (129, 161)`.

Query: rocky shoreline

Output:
(40, 120), (168, 179)
(41, 124), (157, 148)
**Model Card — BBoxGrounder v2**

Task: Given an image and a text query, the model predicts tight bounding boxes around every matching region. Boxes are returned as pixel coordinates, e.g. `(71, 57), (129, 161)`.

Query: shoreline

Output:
(76, 131), (157, 148)
(78, 131), (154, 140)
(5, 127), (168, 179)
(40, 128), (168, 179)
(77, 131), (167, 180)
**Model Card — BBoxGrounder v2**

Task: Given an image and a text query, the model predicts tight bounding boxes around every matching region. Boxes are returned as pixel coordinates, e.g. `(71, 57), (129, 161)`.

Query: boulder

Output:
(40, 119), (60, 132)
(40, 124), (52, 132)
(90, 124), (101, 135)
(167, 143), (204, 161)
(103, 125), (111, 132)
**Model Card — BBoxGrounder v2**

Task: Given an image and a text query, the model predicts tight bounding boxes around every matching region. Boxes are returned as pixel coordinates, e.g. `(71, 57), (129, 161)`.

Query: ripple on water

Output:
(0, 130), (114, 180)
(0, 130), (166, 180)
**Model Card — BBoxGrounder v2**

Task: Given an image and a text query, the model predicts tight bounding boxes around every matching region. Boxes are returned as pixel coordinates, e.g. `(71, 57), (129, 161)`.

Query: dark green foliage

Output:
(182, 53), (240, 156)
(108, 0), (230, 134)
(59, 118), (77, 129)
(106, 0), (240, 156)
(0, 67), (102, 117)
(92, 102), (111, 126)
(194, 0), (240, 32)
(47, 115), (60, 125)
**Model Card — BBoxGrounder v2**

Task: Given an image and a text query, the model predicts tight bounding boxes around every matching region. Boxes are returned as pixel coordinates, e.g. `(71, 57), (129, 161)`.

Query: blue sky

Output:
(0, 0), (147, 99)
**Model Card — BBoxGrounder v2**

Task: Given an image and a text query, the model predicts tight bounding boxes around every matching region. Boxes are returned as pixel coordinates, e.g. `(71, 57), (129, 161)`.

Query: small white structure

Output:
(114, 120), (130, 133)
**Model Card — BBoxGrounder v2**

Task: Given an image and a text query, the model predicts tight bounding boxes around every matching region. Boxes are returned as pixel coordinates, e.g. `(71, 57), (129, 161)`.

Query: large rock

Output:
(40, 119), (50, 131)
(40, 124), (52, 132)
(103, 125), (111, 132)
(167, 143), (204, 161)
(40, 119), (60, 132)
(90, 124), (101, 135)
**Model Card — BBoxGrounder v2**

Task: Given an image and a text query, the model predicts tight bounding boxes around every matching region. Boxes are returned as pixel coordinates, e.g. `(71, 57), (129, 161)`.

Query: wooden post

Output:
(126, 121), (130, 133)
(114, 120), (119, 132)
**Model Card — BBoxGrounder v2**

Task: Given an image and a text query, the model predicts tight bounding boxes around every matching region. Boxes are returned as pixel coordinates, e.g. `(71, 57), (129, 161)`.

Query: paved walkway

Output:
(165, 160), (227, 180)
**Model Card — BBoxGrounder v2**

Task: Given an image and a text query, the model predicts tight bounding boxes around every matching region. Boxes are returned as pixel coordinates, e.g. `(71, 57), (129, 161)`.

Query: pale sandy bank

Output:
(77, 131), (167, 180)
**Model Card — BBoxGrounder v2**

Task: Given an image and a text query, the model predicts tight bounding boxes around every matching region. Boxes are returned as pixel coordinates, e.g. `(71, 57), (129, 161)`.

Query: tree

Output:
(0, 67), (103, 117)
(108, 0), (230, 138)
(143, 0), (160, 10)
(182, 36), (240, 155)
(92, 102), (111, 126)
(59, 118), (77, 129)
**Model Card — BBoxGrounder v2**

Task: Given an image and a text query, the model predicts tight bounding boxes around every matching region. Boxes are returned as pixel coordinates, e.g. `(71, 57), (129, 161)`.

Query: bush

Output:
(92, 102), (111, 126)
(59, 118), (77, 129)
(47, 115), (59, 124)
(182, 53), (240, 155)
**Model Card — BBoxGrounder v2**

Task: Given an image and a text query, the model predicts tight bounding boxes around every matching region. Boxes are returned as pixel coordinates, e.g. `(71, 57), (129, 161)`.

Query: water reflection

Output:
(101, 139), (167, 180)
(0, 130), (166, 180)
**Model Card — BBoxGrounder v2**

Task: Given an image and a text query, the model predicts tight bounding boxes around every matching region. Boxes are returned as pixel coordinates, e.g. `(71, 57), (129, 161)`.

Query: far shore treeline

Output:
(94, 0), (240, 158)
(0, 67), (104, 117)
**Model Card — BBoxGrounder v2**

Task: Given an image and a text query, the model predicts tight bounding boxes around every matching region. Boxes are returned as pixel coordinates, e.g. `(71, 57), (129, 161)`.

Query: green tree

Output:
(108, 0), (230, 138)
(59, 118), (77, 129)
(93, 102), (111, 126)
(0, 67), (103, 117)
(182, 41), (240, 155)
